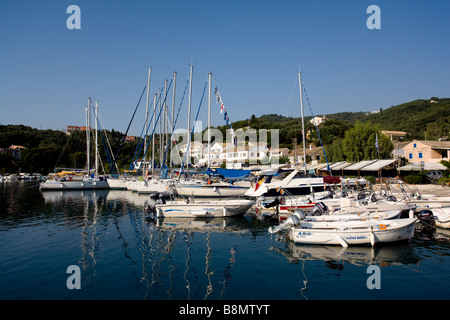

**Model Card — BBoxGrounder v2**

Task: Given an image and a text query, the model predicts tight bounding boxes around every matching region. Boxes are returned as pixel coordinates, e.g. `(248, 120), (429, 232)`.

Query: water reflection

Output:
(4, 182), (448, 300)
(271, 241), (420, 267)
(38, 186), (258, 299)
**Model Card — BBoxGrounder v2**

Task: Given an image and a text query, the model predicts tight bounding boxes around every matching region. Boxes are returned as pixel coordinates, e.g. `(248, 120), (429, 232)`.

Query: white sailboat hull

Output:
(134, 180), (173, 196)
(155, 199), (255, 218)
(40, 177), (110, 190)
(175, 183), (248, 197)
(289, 218), (417, 246)
(107, 178), (129, 189)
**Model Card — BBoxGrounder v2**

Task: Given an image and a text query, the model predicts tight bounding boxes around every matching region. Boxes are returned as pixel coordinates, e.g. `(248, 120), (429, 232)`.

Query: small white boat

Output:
(153, 198), (255, 218)
(269, 212), (417, 247)
(431, 207), (450, 229)
(276, 201), (405, 222)
(298, 209), (403, 222)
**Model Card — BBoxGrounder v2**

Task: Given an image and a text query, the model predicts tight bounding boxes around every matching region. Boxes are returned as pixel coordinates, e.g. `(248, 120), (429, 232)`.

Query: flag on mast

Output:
(375, 133), (379, 157)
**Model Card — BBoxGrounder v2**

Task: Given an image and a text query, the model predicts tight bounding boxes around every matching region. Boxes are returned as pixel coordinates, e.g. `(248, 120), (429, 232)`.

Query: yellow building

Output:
(401, 140), (450, 165)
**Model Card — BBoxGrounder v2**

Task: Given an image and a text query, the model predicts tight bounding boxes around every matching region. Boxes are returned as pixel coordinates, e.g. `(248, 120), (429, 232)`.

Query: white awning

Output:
(344, 160), (378, 171)
(360, 159), (397, 171)
(330, 161), (352, 170)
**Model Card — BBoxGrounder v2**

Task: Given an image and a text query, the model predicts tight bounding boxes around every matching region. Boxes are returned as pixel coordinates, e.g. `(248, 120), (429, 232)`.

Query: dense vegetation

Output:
(0, 126), (140, 175)
(1, 97), (448, 174)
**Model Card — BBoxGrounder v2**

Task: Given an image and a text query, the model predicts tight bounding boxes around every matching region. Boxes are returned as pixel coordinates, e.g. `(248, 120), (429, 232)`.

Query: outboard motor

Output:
(264, 196), (282, 209)
(416, 210), (435, 227)
(386, 195), (397, 202)
(339, 191), (348, 198)
(357, 192), (366, 200)
(310, 202), (328, 216)
(268, 211), (302, 234)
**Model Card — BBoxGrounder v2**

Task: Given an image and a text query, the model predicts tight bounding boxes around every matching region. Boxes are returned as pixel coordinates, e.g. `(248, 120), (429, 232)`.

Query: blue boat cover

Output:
(215, 168), (251, 180)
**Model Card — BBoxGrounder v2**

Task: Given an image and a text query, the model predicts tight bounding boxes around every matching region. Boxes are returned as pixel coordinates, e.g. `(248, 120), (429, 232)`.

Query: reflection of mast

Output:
(78, 191), (105, 287)
(204, 232), (213, 300)
(220, 245), (237, 299)
(80, 193), (90, 285)
(165, 231), (177, 299)
(183, 233), (192, 300)
(300, 260), (308, 300)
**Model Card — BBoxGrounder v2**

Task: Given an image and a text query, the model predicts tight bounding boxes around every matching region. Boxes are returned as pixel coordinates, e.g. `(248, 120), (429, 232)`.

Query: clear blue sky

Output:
(1, 0), (449, 136)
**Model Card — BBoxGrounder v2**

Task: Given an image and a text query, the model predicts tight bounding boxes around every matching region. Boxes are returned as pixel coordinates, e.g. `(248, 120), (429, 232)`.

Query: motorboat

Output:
(269, 211), (417, 247)
(430, 207), (450, 229)
(150, 197), (255, 218)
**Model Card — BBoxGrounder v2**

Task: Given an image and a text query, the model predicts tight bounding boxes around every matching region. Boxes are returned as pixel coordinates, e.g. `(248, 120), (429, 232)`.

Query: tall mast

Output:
(95, 101), (99, 176)
(151, 93), (157, 178)
(144, 67), (152, 175)
(187, 65), (194, 168)
(163, 79), (168, 167)
(207, 73), (212, 169)
(158, 88), (162, 169)
(298, 72), (307, 175)
(86, 98), (91, 175)
(171, 72), (177, 169)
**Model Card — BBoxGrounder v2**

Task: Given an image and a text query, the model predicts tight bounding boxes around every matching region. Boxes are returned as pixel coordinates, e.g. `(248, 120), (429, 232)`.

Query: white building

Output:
(309, 115), (327, 126)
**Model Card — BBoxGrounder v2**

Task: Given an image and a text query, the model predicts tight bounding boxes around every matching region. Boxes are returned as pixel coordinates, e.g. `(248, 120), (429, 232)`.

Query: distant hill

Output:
(229, 97), (450, 145)
(356, 98), (450, 140)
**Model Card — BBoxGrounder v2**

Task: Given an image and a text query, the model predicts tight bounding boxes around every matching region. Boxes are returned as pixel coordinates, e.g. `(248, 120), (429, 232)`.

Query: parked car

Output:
(426, 171), (443, 181)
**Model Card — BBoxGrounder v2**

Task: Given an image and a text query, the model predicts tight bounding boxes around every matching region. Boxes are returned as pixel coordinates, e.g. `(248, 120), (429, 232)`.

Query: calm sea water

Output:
(1, 181), (450, 301)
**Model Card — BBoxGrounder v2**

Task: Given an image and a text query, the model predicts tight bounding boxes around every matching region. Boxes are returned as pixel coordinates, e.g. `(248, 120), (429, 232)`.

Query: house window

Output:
(408, 153), (413, 159)
(419, 152), (423, 159)
(413, 143), (417, 148)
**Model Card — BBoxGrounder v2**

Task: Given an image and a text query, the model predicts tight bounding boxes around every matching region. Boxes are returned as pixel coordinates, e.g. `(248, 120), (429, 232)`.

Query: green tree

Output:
(342, 122), (393, 162)
(325, 139), (345, 162)
(21, 146), (61, 174)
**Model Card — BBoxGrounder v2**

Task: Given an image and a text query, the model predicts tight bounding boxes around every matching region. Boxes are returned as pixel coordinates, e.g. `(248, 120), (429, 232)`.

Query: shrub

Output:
(438, 176), (450, 186)
(364, 176), (376, 184)
(404, 174), (425, 184)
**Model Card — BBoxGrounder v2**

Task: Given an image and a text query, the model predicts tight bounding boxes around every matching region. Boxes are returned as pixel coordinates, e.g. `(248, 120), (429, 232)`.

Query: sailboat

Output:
(126, 69), (177, 195)
(40, 99), (110, 190)
(173, 72), (249, 197)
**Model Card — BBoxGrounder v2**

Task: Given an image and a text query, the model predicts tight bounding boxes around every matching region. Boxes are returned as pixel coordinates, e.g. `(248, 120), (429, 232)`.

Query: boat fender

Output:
(336, 235), (348, 248)
(370, 227), (376, 246)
